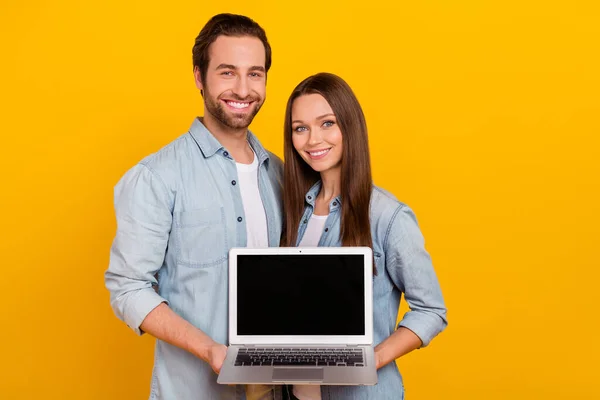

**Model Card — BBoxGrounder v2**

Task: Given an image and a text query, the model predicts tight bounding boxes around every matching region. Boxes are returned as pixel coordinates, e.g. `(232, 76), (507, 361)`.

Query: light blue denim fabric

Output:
(105, 118), (284, 400)
(295, 181), (448, 400)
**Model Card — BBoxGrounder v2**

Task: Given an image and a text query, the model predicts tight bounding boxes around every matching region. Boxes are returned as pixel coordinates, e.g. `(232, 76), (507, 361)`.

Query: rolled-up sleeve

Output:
(385, 205), (448, 347)
(104, 163), (173, 335)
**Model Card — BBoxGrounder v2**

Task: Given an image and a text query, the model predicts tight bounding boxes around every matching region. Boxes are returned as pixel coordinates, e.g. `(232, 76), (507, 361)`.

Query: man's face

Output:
(194, 35), (267, 130)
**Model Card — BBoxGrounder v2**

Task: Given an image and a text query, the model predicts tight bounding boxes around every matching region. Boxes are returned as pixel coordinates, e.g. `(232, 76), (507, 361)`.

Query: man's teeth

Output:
(309, 149), (330, 156)
(227, 101), (250, 109)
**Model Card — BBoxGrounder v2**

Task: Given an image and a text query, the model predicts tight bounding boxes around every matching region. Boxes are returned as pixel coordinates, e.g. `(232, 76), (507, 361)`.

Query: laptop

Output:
(217, 246), (378, 386)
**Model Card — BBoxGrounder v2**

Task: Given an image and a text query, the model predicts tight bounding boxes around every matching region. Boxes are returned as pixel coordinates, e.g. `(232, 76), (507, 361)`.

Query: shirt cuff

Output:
(123, 289), (168, 336)
(397, 311), (447, 347)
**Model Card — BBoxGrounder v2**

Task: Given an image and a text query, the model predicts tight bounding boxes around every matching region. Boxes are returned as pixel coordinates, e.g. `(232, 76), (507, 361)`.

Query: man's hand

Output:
(139, 304), (229, 374)
(208, 343), (228, 374)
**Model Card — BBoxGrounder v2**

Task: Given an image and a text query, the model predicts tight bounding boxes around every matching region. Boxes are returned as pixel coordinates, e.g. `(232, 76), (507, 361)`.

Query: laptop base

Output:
(218, 345), (378, 385)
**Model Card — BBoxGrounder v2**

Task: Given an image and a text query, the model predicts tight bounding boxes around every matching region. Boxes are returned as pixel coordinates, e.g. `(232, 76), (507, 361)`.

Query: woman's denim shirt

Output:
(295, 181), (448, 400)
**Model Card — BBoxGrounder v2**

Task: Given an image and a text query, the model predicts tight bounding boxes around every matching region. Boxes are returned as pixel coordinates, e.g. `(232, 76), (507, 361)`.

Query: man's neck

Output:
(200, 116), (254, 164)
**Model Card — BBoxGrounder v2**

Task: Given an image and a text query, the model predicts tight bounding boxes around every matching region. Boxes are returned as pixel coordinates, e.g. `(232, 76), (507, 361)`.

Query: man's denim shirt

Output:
(297, 181), (448, 400)
(105, 118), (283, 400)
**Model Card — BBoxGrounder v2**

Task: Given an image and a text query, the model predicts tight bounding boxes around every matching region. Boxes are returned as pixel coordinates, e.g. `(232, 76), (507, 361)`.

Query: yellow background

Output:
(1, 1), (599, 399)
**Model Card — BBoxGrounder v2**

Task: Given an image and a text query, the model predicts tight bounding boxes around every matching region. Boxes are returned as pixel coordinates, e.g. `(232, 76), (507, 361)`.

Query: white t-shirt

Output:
(236, 151), (268, 248)
(294, 213), (328, 400)
(298, 213), (328, 247)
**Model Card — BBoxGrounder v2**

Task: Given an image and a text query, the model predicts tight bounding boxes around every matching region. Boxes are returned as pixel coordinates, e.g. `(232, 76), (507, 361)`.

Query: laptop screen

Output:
(236, 254), (365, 336)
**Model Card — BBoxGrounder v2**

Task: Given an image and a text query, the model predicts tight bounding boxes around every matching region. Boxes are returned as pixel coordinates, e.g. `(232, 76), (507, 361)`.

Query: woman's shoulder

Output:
(369, 185), (421, 244)
(370, 185), (409, 216)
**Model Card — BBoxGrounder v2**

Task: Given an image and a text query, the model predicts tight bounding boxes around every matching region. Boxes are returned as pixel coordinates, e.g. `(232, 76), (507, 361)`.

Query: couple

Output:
(104, 13), (447, 400)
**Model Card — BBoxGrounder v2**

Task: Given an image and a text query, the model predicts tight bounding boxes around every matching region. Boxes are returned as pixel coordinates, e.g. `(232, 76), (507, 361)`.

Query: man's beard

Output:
(204, 88), (263, 130)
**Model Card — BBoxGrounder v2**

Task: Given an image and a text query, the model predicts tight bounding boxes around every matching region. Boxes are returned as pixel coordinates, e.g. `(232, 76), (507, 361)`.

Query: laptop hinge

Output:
(346, 344), (360, 347)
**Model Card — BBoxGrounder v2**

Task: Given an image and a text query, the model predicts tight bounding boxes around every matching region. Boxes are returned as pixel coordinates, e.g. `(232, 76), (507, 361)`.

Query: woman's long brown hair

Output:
(281, 73), (374, 260)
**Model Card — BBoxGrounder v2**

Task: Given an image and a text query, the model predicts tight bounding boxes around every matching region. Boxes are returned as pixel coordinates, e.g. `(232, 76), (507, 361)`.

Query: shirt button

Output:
(333, 201), (338, 206)
(307, 196), (312, 200)
(324, 228), (329, 232)
(237, 217), (243, 222)
(231, 180), (236, 186)
(223, 151), (229, 157)
(303, 219), (308, 224)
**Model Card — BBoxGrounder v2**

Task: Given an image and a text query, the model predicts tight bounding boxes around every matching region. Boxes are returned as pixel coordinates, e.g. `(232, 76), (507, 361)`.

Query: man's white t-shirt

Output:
(236, 150), (268, 248)
(294, 213), (328, 400)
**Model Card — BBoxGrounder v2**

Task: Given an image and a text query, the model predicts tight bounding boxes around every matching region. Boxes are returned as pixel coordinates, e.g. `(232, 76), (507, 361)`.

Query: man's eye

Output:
(221, 71), (234, 76)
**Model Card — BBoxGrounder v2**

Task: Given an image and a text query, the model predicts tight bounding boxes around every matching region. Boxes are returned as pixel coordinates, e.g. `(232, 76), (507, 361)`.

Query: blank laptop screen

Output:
(236, 254), (365, 336)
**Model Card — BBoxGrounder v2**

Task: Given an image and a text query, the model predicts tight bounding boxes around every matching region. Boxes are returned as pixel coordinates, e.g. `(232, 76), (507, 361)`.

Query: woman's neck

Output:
(319, 167), (341, 204)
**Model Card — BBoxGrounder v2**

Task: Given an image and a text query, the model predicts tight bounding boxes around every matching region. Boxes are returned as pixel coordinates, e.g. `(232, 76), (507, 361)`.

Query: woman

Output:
(281, 73), (448, 400)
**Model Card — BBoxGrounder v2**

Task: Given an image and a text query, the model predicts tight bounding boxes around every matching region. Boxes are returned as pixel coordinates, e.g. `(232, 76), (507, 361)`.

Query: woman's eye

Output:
(323, 120), (335, 127)
(293, 126), (307, 133)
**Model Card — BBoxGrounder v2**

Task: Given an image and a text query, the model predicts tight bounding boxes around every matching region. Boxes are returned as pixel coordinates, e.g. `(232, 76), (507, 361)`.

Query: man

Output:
(105, 13), (283, 400)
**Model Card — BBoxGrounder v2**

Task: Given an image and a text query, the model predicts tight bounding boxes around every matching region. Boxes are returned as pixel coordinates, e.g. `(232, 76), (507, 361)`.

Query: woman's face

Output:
(291, 93), (343, 174)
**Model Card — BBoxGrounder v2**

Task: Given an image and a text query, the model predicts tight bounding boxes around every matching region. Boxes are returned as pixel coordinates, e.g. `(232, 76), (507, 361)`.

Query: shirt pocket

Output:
(174, 206), (228, 268)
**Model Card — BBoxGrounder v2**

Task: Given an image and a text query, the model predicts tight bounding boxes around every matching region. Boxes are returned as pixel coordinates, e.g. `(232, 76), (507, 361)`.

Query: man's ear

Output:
(193, 66), (204, 96)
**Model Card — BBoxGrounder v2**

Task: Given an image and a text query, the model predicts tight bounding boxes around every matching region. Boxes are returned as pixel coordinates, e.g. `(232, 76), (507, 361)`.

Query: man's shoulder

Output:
(247, 130), (283, 175)
(266, 150), (283, 169)
(118, 131), (197, 189)
(139, 133), (190, 170)
(262, 150), (283, 185)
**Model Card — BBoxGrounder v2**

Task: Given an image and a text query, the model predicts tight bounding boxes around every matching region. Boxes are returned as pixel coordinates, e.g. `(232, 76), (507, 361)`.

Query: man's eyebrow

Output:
(215, 63), (237, 70)
(215, 64), (266, 73)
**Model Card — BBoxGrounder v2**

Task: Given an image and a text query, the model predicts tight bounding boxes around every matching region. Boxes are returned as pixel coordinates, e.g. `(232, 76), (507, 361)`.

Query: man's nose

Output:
(233, 75), (250, 99)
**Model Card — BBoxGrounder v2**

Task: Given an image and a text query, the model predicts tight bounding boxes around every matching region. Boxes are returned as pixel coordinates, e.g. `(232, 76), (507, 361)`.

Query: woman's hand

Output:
(374, 327), (422, 369)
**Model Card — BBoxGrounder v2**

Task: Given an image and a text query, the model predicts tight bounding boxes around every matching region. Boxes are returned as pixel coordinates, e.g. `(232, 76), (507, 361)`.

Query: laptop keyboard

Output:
(234, 348), (364, 367)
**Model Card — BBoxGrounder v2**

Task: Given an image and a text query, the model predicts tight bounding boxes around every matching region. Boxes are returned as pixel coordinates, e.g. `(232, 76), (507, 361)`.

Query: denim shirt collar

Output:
(305, 180), (342, 212)
(188, 117), (270, 167)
